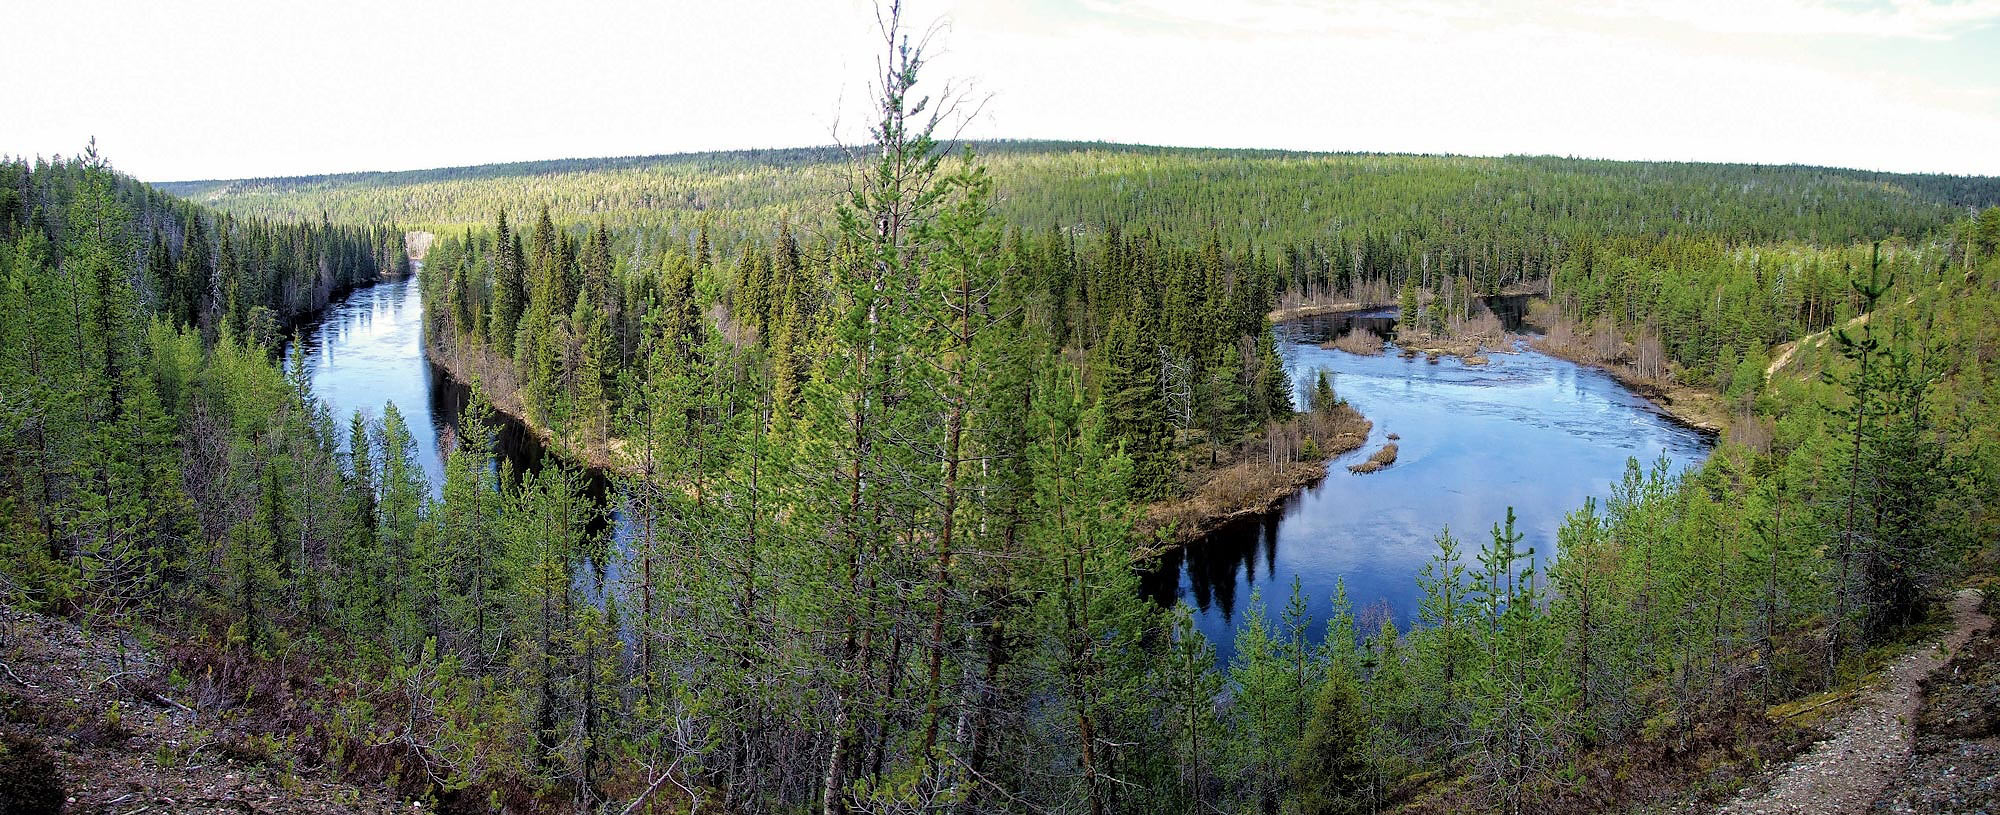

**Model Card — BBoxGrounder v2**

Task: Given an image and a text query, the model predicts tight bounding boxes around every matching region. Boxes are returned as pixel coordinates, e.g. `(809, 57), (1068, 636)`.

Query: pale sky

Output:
(5, 0), (1998, 181)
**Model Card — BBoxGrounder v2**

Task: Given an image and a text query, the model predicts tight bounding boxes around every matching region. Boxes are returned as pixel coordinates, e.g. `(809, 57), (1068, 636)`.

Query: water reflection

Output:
(290, 274), (615, 530)
(292, 274), (626, 597)
(296, 282), (1710, 663)
(1144, 296), (1713, 663)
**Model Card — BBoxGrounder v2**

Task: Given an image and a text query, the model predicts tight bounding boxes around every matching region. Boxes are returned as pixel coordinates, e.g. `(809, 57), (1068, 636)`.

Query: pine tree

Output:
(430, 380), (509, 669)
(1253, 321), (1292, 423)
(1289, 673), (1368, 815)
(506, 466), (588, 770)
(176, 213), (212, 328)
(569, 287), (611, 443)
(1396, 274), (1419, 341)
(1824, 246), (1892, 669)
(1023, 368), (1152, 815)
(1227, 592), (1291, 814)
(377, 402), (427, 655)
(1413, 527), (1474, 765)
(1198, 344), (1247, 465)
(1099, 309), (1171, 498)
(1165, 603), (1222, 813)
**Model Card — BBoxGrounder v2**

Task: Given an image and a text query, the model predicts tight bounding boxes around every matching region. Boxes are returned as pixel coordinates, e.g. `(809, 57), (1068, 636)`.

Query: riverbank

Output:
(1267, 299), (1391, 322)
(425, 340), (636, 474)
(1527, 339), (1728, 434)
(1508, 299), (1728, 434)
(1137, 402), (1372, 555)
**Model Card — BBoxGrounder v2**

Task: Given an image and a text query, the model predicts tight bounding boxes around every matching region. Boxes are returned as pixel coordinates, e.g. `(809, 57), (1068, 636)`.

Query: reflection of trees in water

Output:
(1285, 294), (1532, 347)
(1280, 293), (1528, 347)
(1143, 504), (1284, 623)
(427, 364), (616, 547)
(1289, 313), (1397, 346)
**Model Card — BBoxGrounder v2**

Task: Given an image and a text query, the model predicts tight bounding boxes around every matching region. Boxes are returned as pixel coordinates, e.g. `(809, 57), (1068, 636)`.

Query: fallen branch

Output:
(621, 770), (678, 815)
(99, 669), (148, 688)
(0, 660), (36, 689)
(1779, 691), (1858, 719)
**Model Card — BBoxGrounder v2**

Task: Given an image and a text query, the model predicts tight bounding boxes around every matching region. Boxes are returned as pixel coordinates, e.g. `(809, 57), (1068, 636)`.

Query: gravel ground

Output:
(1715, 589), (1993, 815)
(1871, 587), (2000, 815)
(0, 604), (421, 814)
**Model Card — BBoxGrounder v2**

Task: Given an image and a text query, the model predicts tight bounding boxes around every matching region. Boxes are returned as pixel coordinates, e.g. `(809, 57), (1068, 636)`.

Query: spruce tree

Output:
(491, 212), (526, 355)
(1289, 673), (1368, 815)
(1099, 309), (1171, 497)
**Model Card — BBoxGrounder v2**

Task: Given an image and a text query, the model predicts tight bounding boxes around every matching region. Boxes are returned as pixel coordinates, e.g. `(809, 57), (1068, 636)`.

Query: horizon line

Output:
(135, 138), (2000, 187)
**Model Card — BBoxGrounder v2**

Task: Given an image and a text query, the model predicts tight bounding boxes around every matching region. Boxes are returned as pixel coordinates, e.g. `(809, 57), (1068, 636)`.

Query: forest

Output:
(164, 138), (2000, 304)
(6, 10), (2000, 815)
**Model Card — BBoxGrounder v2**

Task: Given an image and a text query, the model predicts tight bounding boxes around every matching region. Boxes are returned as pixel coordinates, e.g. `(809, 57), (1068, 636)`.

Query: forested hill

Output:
(159, 141), (2000, 252)
(2, 150), (409, 344)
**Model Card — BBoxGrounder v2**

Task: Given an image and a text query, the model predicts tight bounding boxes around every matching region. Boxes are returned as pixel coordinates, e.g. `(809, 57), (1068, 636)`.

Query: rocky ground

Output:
(0, 604), (420, 814)
(1871, 590), (2000, 814)
(1715, 589), (1993, 815)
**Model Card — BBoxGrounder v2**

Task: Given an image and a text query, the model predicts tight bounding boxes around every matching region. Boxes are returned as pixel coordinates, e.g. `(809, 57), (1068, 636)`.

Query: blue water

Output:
(292, 273), (451, 496)
(294, 282), (1713, 662)
(293, 272), (625, 592)
(1142, 309), (1713, 663)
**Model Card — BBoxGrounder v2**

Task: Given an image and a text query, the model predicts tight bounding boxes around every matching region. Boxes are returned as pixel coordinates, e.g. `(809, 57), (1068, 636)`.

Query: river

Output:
(289, 271), (565, 497)
(1141, 302), (1713, 662)
(294, 279), (1711, 662)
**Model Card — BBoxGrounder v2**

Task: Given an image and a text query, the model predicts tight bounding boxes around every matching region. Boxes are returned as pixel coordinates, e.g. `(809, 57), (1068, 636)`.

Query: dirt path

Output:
(1714, 589), (1993, 815)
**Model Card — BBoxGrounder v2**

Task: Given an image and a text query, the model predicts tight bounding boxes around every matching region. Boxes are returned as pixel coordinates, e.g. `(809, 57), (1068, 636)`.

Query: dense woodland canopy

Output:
(165, 140), (2000, 300)
(6, 14), (2000, 815)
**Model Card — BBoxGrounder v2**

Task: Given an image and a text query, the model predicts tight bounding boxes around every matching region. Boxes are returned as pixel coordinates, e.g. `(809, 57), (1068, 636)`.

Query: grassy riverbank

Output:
(1137, 401), (1371, 553)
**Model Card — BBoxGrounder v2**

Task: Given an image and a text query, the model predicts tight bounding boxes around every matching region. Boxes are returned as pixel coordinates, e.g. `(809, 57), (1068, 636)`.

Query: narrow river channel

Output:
(295, 278), (1712, 662)
(289, 271), (569, 497)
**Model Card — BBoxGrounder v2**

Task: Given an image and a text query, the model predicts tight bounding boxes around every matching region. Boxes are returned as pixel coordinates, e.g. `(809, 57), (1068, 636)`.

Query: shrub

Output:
(0, 730), (64, 815)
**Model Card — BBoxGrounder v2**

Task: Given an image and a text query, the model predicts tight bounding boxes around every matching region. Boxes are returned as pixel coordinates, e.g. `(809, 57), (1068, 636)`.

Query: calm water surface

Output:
(1141, 303), (1714, 662)
(293, 273), (623, 589)
(290, 272), (572, 497)
(292, 274), (451, 493)
(295, 282), (1711, 658)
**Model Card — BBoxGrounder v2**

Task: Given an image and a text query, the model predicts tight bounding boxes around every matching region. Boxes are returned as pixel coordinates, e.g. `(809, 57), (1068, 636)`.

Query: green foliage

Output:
(5, 22), (1998, 815)
(163, 142), (1997, 265)
(1290, 672), (1369, 815)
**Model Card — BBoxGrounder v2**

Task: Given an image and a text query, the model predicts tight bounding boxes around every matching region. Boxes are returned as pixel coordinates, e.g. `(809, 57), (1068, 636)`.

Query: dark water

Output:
(293, 273), (623, 591)
(1141, 297), (1713, 663)
(290, 273), (592, 498)
(297, 282), (1710, 660)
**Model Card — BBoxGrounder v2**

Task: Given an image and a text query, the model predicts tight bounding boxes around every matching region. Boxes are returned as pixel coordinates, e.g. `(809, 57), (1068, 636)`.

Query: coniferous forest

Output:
(5, 4), (2000, 815)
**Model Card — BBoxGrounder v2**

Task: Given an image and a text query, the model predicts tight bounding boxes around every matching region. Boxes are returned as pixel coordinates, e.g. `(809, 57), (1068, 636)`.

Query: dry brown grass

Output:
(1140, 403), (1372, 549)
(1348, 442), (1399, 474)
(1453, 307), (1505, 342)
(1325, 329), (1386, 355)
